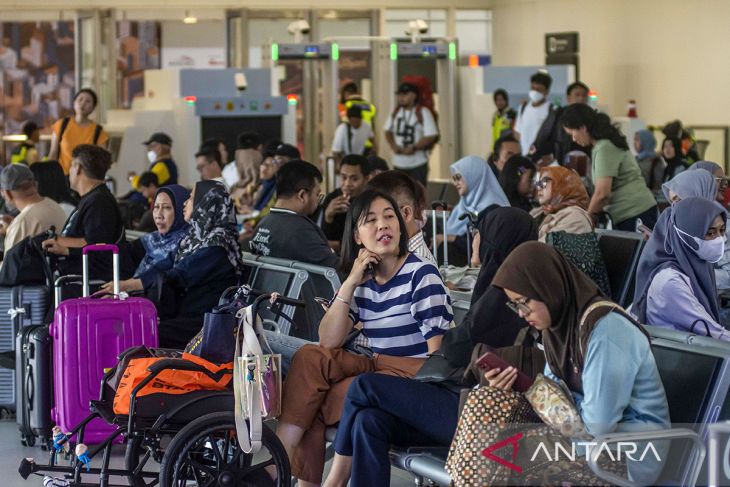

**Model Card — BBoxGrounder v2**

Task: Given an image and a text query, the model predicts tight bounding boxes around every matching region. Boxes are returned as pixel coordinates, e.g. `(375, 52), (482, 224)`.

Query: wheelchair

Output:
(18, 290), (303, 487)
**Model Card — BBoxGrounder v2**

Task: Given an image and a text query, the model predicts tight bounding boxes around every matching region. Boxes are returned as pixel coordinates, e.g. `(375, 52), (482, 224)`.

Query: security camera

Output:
(407, 19), (429, 35)
(234, 72), (247, 92)
(405, 19), (429, 43)
(288, 19), (310, 36)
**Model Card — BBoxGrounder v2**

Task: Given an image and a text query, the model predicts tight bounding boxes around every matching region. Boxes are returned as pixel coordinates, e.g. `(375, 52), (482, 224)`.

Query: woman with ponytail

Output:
(562, 104), (658, 231)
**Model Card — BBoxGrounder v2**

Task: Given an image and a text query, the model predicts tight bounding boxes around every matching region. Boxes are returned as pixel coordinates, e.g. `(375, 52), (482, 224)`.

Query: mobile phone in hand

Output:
(476, 352), (535, 392)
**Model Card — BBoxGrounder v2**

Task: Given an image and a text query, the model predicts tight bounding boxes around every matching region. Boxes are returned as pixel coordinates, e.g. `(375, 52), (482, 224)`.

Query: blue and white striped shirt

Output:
(347, 253), (453, 358)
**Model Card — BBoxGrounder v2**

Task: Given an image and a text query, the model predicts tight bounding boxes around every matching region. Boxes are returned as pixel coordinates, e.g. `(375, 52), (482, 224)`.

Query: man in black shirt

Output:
(43, 144), (124, 280)
(320, 154), (371, 252)
(250, 160), (337, 268)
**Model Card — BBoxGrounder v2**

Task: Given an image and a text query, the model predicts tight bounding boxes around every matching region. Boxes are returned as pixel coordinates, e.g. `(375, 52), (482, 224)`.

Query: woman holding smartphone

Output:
(274, 190), (453, 486)
(488, 242), (669, 485)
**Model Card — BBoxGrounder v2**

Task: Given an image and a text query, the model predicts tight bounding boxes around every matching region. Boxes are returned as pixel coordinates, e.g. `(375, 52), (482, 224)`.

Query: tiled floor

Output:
(1, 420), (417, 486)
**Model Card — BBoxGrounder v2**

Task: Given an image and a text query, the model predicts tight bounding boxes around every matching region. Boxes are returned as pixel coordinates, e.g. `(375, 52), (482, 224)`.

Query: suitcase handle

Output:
(82, 244), (120, 297)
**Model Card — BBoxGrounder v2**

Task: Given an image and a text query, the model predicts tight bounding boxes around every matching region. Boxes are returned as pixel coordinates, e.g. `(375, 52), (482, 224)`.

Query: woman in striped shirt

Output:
(274, 190), (453, 486)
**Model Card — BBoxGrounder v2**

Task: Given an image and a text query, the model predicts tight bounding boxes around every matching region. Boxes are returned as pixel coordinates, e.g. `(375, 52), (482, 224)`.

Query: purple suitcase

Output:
(50, 244), (158, 444)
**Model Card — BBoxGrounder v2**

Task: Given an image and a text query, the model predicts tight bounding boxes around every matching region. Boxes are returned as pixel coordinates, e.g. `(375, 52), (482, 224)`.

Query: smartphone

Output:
(476, 352), (534, 392)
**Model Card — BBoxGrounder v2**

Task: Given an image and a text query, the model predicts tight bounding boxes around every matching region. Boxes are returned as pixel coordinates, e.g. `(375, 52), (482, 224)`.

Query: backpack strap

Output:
(57, 117), (71, 149)
(93, 124), (104, 145)
(346, 122), (353, 155)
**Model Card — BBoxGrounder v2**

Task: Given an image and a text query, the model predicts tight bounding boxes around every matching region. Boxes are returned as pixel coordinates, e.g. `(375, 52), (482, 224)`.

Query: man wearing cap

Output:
(384, 82), (439, 186)
(0, 164), (66, 251)
(331, 105), (375, 162)
(131, 132), (178, 189)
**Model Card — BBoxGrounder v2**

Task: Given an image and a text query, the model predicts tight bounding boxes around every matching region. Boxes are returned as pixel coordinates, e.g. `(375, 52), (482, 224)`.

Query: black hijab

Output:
(442, 207), (538, 367)
(662, 137), (689, 182)
(471, 207), (539, 301)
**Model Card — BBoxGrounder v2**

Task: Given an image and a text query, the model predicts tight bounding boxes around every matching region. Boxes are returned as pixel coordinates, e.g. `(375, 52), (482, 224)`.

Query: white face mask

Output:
(675, 226), (726, 263)
(528, 90), (545, 103)
(147, 150), (158, 164)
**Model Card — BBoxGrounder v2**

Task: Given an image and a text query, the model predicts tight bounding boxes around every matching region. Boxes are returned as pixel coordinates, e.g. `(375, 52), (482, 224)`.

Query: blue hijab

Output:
(134, 185), (190, 278)
(633, 197), (726, 323)
(688, 160), (722, 175)
(447, 156), (509, 236)
(661, 169), (717, 202)
(635, 129), (657, 160)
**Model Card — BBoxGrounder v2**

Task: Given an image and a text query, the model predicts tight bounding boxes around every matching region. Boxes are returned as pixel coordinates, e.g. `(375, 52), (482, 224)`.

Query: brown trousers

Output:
(279, 344), (424, 483)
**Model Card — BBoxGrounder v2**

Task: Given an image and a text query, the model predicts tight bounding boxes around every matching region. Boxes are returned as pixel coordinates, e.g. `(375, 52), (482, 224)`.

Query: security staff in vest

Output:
(10, 121), (40, 166)
(340, 82), (377, 152)
(130, 132), (179, 189)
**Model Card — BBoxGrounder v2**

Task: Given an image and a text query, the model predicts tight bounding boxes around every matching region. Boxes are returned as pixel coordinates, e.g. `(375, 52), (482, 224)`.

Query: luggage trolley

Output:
(18, 290), (302, 487)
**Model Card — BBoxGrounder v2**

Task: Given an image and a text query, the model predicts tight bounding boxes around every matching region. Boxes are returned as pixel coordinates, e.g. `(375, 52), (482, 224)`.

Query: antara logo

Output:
(482, 432), (662, 473)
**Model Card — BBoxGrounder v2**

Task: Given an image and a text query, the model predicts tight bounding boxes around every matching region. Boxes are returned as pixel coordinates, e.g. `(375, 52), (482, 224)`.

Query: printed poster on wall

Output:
(161, 48), (225, 69)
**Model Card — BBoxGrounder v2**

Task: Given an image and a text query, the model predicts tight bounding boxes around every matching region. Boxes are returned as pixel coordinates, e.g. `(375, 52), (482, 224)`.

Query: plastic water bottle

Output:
(43, 476), (70, 486)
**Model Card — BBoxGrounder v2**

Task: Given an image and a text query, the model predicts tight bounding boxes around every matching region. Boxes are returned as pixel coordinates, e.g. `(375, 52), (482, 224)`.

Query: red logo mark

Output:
(481, 432), (523, 473)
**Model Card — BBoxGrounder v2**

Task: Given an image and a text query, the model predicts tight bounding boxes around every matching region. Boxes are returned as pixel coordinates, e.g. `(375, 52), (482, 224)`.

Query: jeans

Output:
(333, 373), (459, 487)
(263, 330), (311, 375)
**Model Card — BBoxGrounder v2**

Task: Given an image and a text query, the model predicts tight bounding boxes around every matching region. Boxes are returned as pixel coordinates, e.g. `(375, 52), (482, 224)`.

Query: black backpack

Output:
(0, 230), (54, 287)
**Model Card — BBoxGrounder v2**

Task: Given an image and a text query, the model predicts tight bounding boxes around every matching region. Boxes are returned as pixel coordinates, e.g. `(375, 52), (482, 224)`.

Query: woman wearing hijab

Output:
(498, 155), (536, 212)
(321, 207), (537, 487)
(661, 137), (689, 183)
(633, 197), (729, 340)
(530, 165), (592, 242)
(488, 242), (669, 485)
(149, 181), (241, 348)
(101, 184), (190, 295)
(634, 129), (664, 192)
(688, 160), (728, 204)
(662, 169), (717, 205)
(441, 156), (509, 265)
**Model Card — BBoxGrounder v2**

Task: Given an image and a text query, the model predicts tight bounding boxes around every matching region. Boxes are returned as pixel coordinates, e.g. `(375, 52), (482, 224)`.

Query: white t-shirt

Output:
(384, 106), (439, 169)
(515, 102), (552, 156)
(331, 122), (373, 156)
(4, 197), (68, 251)
(222, 162), (239, 188)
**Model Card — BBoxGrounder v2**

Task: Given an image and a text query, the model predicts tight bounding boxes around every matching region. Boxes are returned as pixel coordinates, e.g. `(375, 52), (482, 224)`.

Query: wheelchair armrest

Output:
(586, 428), (705, 487)
(146, 358), (232, 382)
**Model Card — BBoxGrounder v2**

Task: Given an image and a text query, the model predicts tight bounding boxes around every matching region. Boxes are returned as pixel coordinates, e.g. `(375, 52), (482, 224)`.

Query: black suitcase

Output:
(15, 325), (52, 448)
(0, 285), (50, 411)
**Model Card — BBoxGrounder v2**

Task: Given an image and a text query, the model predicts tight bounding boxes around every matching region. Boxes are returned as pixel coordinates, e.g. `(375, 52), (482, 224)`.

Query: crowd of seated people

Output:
(11, 75), (730, 487)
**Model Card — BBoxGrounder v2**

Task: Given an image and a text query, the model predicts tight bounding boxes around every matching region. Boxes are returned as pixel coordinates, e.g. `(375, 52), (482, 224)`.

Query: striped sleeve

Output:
(410, 264), (453, 340)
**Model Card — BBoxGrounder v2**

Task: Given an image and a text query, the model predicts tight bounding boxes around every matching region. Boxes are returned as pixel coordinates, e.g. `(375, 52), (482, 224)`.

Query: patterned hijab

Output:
(538, 166), (589, 214)
(176, 181), (243, 274)
(135, 185), (190, 278)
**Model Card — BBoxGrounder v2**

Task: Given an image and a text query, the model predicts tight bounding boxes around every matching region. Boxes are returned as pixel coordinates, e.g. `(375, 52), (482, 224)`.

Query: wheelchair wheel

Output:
(159, 411), (290, 487)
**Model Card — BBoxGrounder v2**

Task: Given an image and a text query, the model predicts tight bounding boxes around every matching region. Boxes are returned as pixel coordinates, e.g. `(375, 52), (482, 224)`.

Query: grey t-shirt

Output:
(250, 208), (338, 268)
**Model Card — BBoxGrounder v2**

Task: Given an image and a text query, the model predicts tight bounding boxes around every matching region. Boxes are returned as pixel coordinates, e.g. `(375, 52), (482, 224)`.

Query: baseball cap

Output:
(396, 82), (418, 95)
(274, 143), (301, 160)
(0, 164), (35, 191)
(142, 132), (173, 146)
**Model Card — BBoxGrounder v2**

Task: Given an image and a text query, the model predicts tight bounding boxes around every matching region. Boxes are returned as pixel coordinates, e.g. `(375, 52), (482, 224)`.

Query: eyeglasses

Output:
(195, 161), (211, 172)
(535, 177), (552, 190)
(506, 297), (532, 316)
(715, 177), (729, 189)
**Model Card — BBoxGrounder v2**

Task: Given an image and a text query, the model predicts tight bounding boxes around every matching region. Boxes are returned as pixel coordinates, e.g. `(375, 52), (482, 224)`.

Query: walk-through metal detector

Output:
(263, 42), (339, 166)
(372, 38), (459, 179)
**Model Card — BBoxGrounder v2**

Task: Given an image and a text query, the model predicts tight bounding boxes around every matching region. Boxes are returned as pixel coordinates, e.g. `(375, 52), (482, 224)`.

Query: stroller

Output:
(18, 289), (303, 487)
